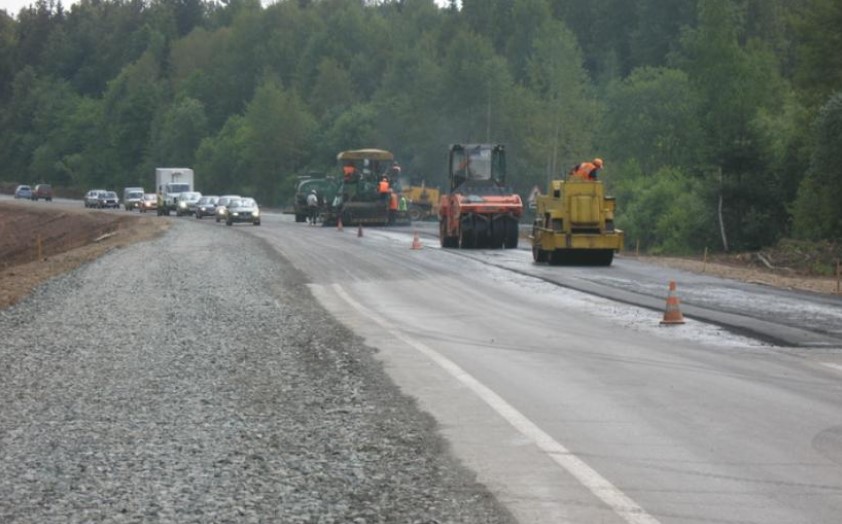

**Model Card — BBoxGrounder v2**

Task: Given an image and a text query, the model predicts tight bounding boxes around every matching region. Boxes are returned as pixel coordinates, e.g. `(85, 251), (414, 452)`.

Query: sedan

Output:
(194, 196), (219, 219)
(84, 189), (106, 208)
(215, 195), (241, 223)
(226, 197), (261, 226)
(14, 185), (33, 199)
(139, 193), (158, 213)
(31, 184), (53, 201)
(124, 190), (144, 211)
(96, 191), (120, 209)
(175, 191), (202, 216)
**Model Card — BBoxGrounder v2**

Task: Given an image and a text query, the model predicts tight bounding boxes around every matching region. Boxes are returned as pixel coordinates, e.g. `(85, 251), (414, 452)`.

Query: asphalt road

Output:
(239, 212), (842, 524)
(5, 195), (842, 523)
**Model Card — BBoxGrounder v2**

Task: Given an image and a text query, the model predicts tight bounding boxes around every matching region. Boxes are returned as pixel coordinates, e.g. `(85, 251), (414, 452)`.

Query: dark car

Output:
(84, 189), (106, 208)
(226, 197), (261, 226)
(194, 195), (219, 219)
(215, 195), (241, 223)
(14, 185), (33, 199)
(96, 191), (120, 209)
(31, 184), (53, 201)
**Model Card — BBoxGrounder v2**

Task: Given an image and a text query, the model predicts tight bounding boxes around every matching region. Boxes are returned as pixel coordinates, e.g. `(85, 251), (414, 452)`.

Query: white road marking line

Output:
(332, 283), (661, 524)
(821, 363), (842, 373)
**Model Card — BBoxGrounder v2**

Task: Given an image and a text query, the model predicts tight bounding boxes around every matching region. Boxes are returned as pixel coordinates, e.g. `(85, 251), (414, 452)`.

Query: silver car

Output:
(225, 197), (261, 226)
(84, 189), (106, 208)
(175, 191), (202, 216)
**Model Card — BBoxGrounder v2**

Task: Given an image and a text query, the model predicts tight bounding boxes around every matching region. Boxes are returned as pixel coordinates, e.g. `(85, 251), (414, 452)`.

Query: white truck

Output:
(155, 168), (194, 216)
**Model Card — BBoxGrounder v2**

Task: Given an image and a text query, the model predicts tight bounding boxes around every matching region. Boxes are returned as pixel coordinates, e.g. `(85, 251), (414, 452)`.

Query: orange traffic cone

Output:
(337, 216), (344, 232)
(660, 281), (685, 325)
(411, 231), (422, 250)
(357, 224), (364, 238)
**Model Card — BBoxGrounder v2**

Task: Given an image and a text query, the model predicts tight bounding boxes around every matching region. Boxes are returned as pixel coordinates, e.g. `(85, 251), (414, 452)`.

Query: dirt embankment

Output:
(0, 201), (167, 309)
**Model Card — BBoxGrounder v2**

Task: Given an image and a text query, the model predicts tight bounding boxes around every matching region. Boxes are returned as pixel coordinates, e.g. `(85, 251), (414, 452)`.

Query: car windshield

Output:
(128, 191), (143, 199)
(168, 183), (191, 193)
(198, 197), (217, 205)
(105, 192), (117, 198)
(143, 194), (156, 201)
(240, 198), (257, 207)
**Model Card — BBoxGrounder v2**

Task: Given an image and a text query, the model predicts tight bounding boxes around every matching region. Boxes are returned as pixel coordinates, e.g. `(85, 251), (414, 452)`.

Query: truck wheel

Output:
(504, 219), (519, 249)
(409, 207), (423, 222)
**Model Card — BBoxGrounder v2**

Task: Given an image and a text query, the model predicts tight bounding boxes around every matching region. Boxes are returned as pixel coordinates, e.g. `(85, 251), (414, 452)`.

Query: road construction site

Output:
(2, 199), (842, 523)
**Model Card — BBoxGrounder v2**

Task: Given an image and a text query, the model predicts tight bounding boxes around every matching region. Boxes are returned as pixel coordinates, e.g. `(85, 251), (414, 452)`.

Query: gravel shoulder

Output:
(0, 216), (514, 523)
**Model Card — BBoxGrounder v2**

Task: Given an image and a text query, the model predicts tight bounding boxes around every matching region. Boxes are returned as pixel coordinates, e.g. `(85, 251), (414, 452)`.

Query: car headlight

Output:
(253, 209), (260, 217)
(232, 212), (239, 216)
(179, 201), (187, 208)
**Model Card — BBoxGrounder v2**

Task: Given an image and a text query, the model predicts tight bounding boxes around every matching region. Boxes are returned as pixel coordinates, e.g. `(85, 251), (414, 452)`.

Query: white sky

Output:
(1, 0), (39, 17)
(1, 0), (453, 18)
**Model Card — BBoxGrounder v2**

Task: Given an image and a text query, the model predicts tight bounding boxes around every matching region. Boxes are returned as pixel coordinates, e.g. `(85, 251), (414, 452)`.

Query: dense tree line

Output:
(1, 0), (840, 253)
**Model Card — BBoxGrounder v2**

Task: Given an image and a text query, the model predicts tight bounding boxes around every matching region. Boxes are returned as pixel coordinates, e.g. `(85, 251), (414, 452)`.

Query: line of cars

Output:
(194, 194), (261, 226)
(81, 186), (261, 226)
(14, 184), (53, 201)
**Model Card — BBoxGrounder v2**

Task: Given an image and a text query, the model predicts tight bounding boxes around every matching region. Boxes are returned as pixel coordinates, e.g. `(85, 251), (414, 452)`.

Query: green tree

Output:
(792, 92), (842, 240)
(149, 96), (209, 168)
(241, 77), (316, 204)
(676, 0), (788, 250)
(195, 114), (249, 195)
(792, 0), (842, 108)
(523, 20), (598, 185)
(601, 67), (703, 173)
(613, 163), (716, 254)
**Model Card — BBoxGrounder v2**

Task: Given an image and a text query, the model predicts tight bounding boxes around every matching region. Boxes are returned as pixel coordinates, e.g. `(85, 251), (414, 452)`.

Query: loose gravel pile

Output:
(0, 221), (514, 523)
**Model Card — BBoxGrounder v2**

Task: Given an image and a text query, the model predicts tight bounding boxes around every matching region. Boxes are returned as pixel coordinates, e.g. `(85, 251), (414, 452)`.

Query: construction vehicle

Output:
(292, 174), (339, 223)
(401, 182), (441, 221)
(530, 178), (623, 266)
(323, 148), (409, 227)
(439, 143), (523, 249)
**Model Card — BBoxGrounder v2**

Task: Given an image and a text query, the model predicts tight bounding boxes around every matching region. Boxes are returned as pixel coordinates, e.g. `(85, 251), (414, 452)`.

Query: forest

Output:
(1, 0), (840, 254)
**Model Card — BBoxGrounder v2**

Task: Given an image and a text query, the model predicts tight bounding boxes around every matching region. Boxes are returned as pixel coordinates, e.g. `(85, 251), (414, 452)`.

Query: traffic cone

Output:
(411, 231), (422, 250)
(660, 281), (685, 325)
(357, 224), (363, 238)
(337, 216), (344, 232)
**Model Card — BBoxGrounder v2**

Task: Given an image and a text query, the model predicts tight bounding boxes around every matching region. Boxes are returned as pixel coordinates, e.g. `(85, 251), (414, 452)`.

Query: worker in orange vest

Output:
(388, 191), (398, 225)
(343, 163), (356, 181)
(569, 158), (603, 180)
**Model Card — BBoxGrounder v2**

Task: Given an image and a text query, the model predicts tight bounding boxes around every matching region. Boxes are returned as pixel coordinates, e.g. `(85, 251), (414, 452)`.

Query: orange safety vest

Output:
(343, 165), (355, 180)
(379, 179), (390, 193)
(571, 162), (598, 180)
(389, 192), (398, 210)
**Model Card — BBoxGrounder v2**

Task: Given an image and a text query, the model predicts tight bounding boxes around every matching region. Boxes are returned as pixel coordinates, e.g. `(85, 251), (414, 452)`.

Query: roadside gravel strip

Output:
(0, 221), (514, 523)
